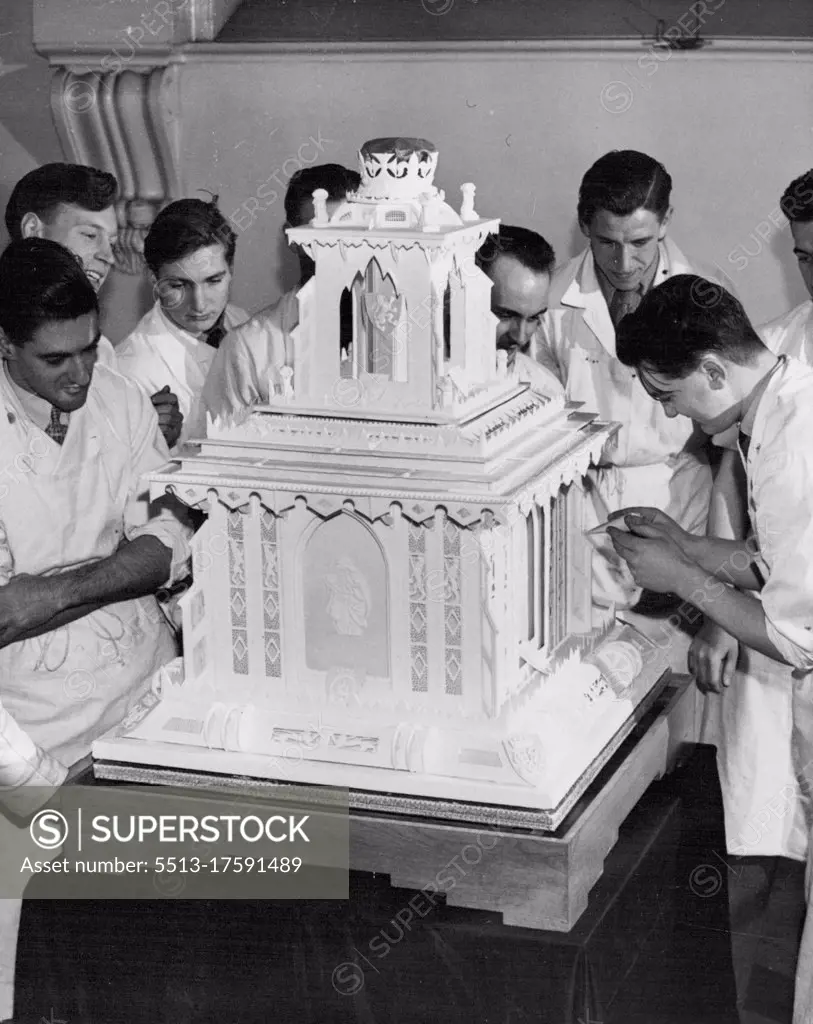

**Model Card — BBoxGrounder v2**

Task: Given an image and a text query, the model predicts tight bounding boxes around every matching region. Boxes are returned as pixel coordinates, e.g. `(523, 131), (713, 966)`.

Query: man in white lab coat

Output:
(116, 198), (248, 450)
(537, 150), (726, 609)
(203, 164), (360, 422)
(5, 163), (182, 448)
(690, 170), (813, 1017)
(475, 225), (565, 396)
(603, 274), (813, 1024)
(759, 169), (813, 363)
(0, 239), (192, 1018)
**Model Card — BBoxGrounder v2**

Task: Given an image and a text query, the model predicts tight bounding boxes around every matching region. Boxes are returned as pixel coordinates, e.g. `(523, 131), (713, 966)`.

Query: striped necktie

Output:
(609, 288), (642, 329)
(45, 405), (68, 445)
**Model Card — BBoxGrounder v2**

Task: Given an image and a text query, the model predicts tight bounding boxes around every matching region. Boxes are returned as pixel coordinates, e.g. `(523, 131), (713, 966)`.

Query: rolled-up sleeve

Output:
(0, 700), (67, 815)
(123, 389), (192, 587)
(753, 453), (813, 672)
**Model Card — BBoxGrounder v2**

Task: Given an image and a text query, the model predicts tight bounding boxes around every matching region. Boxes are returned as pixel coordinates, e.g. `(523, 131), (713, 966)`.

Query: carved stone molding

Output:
(49, 65), (183, 275)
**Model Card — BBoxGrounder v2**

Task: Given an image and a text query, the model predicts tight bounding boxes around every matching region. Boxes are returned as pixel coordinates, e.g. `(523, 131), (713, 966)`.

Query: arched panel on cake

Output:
(298, 510), (391, 698)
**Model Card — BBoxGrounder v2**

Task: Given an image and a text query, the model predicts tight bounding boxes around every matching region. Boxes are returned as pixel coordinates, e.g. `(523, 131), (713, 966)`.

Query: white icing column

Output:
(288, 276), (315, 399)
(566, 483), (592, 635)
(300, 248), (343, 406)
(399, 248), (436, 407)
(205, 497), (239, 685)
(458, 524), (483, 716)
(540, 491), (553, 654)
(447, 261), (466, 370)
(385, 505), (413, 699)
(180, 489), (221, 688)
(467, 260), (499, 384)
(278, 498), (312, 694)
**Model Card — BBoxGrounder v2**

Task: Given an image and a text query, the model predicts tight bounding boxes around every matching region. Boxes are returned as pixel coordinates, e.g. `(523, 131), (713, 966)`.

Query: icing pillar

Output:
(425, 247), (454, 408)
(311, 188), (330, 225)
(460, 183), (478, 222)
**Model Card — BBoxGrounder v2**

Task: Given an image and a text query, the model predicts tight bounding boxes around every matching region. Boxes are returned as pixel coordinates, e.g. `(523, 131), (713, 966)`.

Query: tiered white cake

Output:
(93, 138), (672, 825)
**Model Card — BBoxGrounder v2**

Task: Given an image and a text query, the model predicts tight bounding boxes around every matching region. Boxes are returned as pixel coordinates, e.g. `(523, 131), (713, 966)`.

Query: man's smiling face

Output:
(32, 202), (119, 293)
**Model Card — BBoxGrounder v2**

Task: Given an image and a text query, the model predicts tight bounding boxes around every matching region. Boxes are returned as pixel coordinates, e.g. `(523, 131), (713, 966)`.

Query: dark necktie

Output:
(738, 429), (751, 460)
(609, 288), (642, 329)
(204, 317), (227, 349)
(45, 406), (68, 445)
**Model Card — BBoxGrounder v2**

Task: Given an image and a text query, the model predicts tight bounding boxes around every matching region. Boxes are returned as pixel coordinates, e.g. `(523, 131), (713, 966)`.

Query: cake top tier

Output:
(354, 136), (440, 202)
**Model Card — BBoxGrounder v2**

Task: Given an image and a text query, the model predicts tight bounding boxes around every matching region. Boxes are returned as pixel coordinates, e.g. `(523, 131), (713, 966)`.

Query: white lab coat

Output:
(0, 361), (191, 769)
(701, 307), (813, 863)
(737, 359), (813, 1024)
(761, 298), (813, 365)
(536, 238), (720, 607)
(203, 288), (298, 423)
(701, 642), (807, 861)
(97, 333), (118, 369)
(117, 301), (248, 447)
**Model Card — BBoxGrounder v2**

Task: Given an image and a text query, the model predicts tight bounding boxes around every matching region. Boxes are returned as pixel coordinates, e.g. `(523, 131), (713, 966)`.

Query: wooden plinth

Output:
(348, 674), (696, 931)
(93, 674), (697, 933)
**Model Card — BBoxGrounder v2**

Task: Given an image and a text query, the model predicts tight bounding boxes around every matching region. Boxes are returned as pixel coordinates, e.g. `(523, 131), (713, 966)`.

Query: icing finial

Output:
(460, 182), (478, 221)
(279, 365), (295, 400)
(312, 188), (329, 225)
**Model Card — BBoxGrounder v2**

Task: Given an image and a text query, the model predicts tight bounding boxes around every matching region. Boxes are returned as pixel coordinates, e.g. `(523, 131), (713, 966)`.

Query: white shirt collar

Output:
(154, 302), (212, 353)
(2, 363), (60, 431)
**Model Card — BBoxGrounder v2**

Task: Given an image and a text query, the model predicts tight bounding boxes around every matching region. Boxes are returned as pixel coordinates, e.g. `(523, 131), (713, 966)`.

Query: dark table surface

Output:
(12, 744), (738, 1024)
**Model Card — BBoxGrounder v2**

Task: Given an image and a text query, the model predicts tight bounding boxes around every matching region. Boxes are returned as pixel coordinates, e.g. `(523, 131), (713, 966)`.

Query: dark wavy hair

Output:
(476, 224), (555, 277)
(616, 274), (764, 377)
(5, 163), (118, 241)
(780, 170), (813, 224)
(284, 165), (361, 227)
(577, 150), (672, 227)
(0, 238), (98, 347)
(144, 197), (237, 274)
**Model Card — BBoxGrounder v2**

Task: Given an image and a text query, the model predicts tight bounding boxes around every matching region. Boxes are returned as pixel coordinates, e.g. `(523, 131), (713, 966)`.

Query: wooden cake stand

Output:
(94, 611), (697, 932)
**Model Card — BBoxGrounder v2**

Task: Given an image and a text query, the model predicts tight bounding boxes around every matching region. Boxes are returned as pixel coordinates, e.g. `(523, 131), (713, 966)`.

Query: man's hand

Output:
(688, 619), (739, 695)
(608, 517), (698, 594)
(150, 386), (183, 449)
(609, 506), (693, 553)
(0, 574), (62, 648)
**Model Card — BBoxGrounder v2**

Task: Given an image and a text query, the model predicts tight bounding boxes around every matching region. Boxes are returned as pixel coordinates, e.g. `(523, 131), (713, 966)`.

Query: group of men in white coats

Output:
(2, 145), (813, 1022)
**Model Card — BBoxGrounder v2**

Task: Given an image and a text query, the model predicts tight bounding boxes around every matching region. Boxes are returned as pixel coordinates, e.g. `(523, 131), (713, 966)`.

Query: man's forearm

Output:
(675, 565), (787, 664)
(11, 599), (109, 645)
(684, 534), (764, 591)
(49, 536), (172, 617)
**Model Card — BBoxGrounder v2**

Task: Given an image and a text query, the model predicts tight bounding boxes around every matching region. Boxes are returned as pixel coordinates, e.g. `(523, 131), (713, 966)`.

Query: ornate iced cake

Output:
(93, 138), (672, 825)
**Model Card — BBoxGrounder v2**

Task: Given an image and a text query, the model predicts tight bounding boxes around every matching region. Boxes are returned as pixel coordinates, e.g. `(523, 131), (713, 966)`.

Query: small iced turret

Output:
(284, 137), (508, 419)
(354, 137), (439, 202)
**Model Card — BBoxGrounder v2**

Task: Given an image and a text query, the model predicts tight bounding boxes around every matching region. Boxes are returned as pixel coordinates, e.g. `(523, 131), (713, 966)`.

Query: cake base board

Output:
(93, 664), (671, 831)
(93, 675), (696, 931)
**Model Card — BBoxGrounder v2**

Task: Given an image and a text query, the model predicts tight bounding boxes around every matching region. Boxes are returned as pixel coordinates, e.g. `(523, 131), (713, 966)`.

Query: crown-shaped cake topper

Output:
(354, 136), (440, 202)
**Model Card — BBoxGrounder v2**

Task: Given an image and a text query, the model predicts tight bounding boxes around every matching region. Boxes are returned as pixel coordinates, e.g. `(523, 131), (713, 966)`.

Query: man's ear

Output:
(702, 355), (727, 389)
(578, 219), (591, 240)
(657, 206), (674, 239)
(19, 212), (46, 239)
(0, 327), (16, 361)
